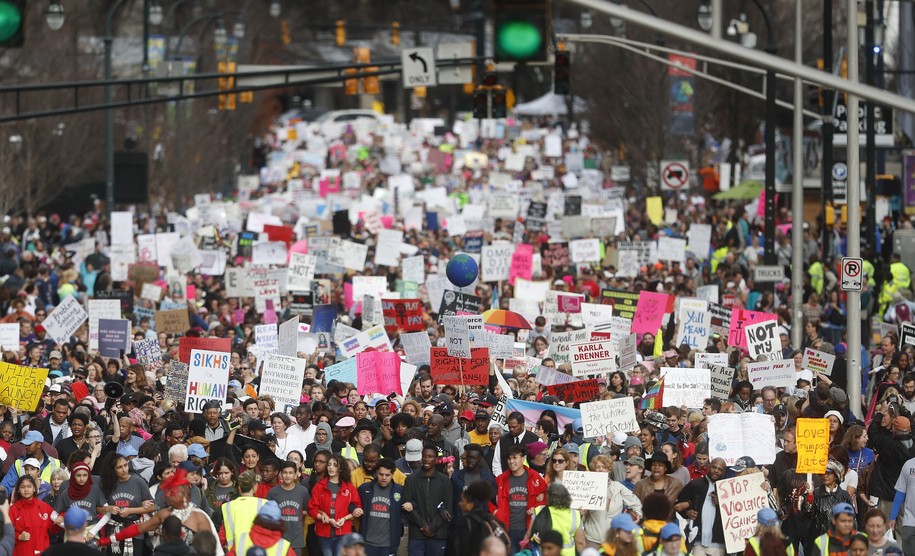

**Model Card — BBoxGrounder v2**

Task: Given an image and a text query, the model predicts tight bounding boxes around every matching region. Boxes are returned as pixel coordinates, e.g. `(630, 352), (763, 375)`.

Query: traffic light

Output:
(363, 67), (380, 94)
(492, 90), (507, 118)
(473, 90), (488, 119)
(344, 68), (358, 95)
(554, 50), (570, 95)
(335, 19), (345, 46)
(218, 62), (236, 111)
(0, 0), (25, 47)
(391, 22), (400, 46)
(492, 0), (549, 63)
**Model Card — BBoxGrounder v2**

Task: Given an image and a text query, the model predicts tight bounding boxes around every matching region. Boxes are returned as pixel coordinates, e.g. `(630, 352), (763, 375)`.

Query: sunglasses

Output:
(552, 459), (566, 464)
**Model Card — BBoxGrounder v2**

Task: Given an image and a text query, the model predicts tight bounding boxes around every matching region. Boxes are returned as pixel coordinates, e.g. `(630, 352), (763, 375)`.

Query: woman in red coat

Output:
(9, 475), (60, 556)
(307, 454), (363, 556)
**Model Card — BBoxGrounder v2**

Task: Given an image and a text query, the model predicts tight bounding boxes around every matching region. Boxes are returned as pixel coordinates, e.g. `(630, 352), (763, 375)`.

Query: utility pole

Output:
(821, 0), (833, 257)
(846, 0), (863, 417)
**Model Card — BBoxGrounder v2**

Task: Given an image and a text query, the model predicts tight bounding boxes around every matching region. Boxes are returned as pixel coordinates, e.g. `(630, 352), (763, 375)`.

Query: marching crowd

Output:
(0, 113), (913, 556)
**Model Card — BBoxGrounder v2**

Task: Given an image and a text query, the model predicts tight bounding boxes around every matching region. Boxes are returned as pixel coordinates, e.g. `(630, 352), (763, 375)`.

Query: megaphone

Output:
(104, 382), (124, 399)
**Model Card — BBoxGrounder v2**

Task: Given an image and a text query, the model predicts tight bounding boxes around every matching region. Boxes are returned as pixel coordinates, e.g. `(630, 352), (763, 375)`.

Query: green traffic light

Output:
(0, 1), (22, 42)
(496, 19), (543, 61)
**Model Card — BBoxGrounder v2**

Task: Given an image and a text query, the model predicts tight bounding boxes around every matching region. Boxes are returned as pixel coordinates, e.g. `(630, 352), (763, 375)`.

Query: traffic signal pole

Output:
(846, 0), (863, 419)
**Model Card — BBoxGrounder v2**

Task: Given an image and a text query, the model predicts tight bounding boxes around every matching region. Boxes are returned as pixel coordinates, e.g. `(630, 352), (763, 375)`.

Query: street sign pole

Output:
(845, 0), (862, 417)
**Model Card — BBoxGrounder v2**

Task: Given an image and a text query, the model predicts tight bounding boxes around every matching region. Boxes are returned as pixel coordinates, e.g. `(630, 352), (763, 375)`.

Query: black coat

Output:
(676, 476), (726, 546)
(866, 412), (914, 501)
(498, 431), (538, 470)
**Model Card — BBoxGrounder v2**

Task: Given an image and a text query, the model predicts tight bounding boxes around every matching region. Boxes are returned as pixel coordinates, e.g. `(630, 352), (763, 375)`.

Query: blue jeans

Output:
(407, 538), (446, 556)
(509, 529), (526, 555)
(318, 536), (342, 556)
(364, 546), (396, 556)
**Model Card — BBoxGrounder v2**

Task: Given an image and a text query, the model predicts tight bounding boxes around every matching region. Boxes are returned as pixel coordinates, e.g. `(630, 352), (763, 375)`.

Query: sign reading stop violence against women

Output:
(178, 336), (232, 363)
(356, 351), (403, 395)
(546, 378), (600, 403)
(430, 347), (490, 385)
(796, 418), (830, 474)
(717, 472), (770, 553)
(728, 308), (777, 349)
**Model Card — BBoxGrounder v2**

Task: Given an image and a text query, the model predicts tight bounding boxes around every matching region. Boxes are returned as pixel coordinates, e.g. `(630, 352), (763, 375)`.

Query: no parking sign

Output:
(840, 257), (863, 292)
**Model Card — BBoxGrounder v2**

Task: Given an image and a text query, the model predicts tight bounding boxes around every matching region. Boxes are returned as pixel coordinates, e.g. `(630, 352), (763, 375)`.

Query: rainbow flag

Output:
(641, 376), (665, 410)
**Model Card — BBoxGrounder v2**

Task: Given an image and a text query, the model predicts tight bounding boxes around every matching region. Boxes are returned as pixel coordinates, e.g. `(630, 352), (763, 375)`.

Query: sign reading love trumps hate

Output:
(185, 349), (230, 412)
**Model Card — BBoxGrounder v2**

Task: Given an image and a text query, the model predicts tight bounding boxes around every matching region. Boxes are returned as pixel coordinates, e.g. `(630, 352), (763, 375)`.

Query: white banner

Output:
(44, 296), (89, 344)
(260, 354), (307, 413)
(580, 398), (640, 438)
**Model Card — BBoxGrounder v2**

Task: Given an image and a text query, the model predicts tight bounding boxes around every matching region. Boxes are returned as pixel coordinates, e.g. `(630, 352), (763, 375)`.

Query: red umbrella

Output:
(482, 309), (532, 329)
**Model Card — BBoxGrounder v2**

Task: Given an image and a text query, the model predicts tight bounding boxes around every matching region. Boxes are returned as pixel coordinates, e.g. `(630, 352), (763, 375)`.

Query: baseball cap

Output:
(340, 533), (365, 548)
(562, 442), (579, 453)
(539, 395), (561, 405)
(187, 444), (208, 458)
(64, 507), (89, 529)
(478, 395), (498, 408)
(336, 416), (356, 428)
(611, 513), (639, 533)
(757, 507), (779, 527)
(474, 410), (490, 420)
(248, 419), (268, 431)
(660, 522), (682, 540)
(624, 456), (645, 469)
(178, 461), (200, 473)
(611, 432), (629, 447)
(832, 502), (856, 517)
(21, 431), (44, 446)
(22, 458), (40, 469)
(49, 350), (62, 359)
(459, 410), (475, 422)
(437, 403), (455, 415)
(730, 456), (756, 473)
(49, 384), (62, 393)
(572, 418), (583, 433)
(258, 500), (282, 523)
(117, 445), (138, 458)
(228, 380), (242, 389)
(405, 439), (423, 462)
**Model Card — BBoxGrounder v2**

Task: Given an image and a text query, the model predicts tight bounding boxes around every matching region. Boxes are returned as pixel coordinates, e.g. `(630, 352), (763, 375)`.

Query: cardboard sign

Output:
(382, 298), (424, 334)
(796, 418), (830, 474)
(287, 253), (317, 292)
(429, 347), (490, 385)
(155, 308), (190, 335)
(570, 340), (617, 377)
(632, 291), (670, 335)
(803, 348), (836, 376)
(709, 303), (731, 338)
(580, 398), (639, 438)
(546, 378), (600, 403)
(253, 279), (281, 314)
(548, 329), (590, 366)
(401, 255), (425, 284)
(708, 413), (778, 466)
(185, 349), (230, 412)
(444, 316), (471, 358)
(88, 299), (122, 351)
(437, 291), (482, 323)
(134, 338), (164, 373)
(0, 362), (49, 411)
(747, 359), (795, 389)
(569, 238), (601, 263)
(259, 354), (307, 412)
(618, 333), (637, 372)
(178, 336), (231, 364)
(695, 352), (729, 370)
(338, 324), (394, 359)
(901, 323), (915, 347)
(728, 308), (777, 349)
(660, 367), (710, 408)
(717, 473), (770, 553)
(278, 317), (299, 357)
(401, 331), (432, 366)
(534, 365), (579, 387)
(43, 295), (89, 344)
(255, 323), (279, 355)
(708, 365), (734, 400)
(324, 358), (358, 386)
(481, 244), (514, 282)
(563, 471), (609, 511)
(0, 323), (19, 352)
(356, 351), (402, 395)
(745, 320), (779, 359)
(98, 318), (131, 358)
(675, 298), (709, 350)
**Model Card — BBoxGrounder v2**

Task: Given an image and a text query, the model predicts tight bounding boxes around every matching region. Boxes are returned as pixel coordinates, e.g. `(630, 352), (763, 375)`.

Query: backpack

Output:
(478, 512), (511, 549)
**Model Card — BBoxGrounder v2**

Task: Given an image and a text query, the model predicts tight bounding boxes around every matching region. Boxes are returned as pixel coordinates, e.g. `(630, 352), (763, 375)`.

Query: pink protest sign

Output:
(509, 244), (533, 285)
(558, 294), (582, 313)
(344, 282), (354, 311)
(632, 291), (671, 335)
(728, 308), (777, 349)
(356, 351), (402, 395)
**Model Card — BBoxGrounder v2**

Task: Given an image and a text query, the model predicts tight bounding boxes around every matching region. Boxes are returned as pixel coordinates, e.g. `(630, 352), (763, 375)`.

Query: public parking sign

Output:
(840, 257), (863, 292)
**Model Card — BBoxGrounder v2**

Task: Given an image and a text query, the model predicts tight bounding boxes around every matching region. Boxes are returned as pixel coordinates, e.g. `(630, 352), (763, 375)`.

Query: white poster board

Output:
(260, 354), (307, 413)
(563, 471), (609, 511)
(43, 296), (89, 344)
(580, 398), (639, 438)
(708, 413), (778, 466)
(717, 473), (770, 553)
(185, 349), (231, 412)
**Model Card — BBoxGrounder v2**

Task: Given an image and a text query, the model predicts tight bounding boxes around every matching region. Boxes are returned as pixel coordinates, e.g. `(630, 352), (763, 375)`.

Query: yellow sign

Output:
(646, 197), (663, 226)
(0, 362), (49, 412)
(796, 418), (830, 474)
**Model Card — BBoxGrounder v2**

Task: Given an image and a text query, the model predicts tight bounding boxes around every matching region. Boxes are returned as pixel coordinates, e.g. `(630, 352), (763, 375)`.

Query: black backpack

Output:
(478, 512), (511, 549)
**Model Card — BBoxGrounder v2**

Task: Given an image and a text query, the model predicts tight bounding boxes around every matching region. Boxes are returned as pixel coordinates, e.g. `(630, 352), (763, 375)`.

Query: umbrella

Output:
(712, 180), (764, 200)
(482, 309), (532, 329)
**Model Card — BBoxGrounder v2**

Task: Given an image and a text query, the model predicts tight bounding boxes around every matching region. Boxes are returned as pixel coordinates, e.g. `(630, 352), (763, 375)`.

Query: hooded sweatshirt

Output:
(130, 457), (156, 483)
(10, 496), (60, 556)
(226, 524), (295, 556)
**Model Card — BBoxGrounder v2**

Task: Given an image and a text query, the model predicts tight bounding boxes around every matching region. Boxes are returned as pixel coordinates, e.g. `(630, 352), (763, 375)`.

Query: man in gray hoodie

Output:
(129, 440), (159, 483)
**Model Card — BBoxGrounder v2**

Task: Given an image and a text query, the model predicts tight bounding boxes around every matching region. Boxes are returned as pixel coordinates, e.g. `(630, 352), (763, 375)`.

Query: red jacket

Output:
(226, 524), (295, 556)
(10, 497), (60, 556)
(494, 468), (547, 531)
(306, 478), (362, 538)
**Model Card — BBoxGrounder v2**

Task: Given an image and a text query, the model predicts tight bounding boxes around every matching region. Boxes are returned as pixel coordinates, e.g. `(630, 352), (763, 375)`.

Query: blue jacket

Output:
(357, 480), (405, 549)
(451, 466), (496, 530)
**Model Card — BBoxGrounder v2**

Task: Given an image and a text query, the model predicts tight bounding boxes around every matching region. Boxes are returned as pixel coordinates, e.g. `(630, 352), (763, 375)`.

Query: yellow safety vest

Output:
(890, 261), (912, 290)
(535, 506), (580, 556)
(222, 495), (267, 549)
(813, 532), (863, 554)
(235, 530), (291, 556)
(339, 445), (359, 465)
(747, 535), (795, 555)
(711, 246), (729, 273)
(15, 456), (60, 484)
(862, 260), (876, 287)
(809, 261), (825, 295)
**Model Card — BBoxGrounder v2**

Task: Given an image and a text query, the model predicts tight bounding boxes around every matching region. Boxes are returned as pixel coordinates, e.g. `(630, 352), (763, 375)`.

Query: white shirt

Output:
(49, 420), (70, 444)
(287, 423), (315, 449)
(894, 456), (915, 527)
(700, 480), (723, 548)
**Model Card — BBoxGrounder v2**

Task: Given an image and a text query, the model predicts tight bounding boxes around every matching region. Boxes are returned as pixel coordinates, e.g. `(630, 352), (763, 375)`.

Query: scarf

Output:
(68, 462), (93, 500)
(314, 423), (333, 451)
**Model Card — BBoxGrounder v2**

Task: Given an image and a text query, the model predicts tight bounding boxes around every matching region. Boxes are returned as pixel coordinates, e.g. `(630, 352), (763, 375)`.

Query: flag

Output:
(641, 376), (665, 410)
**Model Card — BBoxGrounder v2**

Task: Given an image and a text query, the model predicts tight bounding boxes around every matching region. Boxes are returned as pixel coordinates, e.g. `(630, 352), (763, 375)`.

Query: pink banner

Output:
(356, 351), (403, 395)
(728, 308), (777, 349)
(509, 244), (533, 285)
(558, 294), (582, 313)
(632, 291), (671, 335)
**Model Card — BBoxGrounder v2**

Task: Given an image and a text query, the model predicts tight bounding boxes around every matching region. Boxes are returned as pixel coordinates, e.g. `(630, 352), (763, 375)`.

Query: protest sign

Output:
(618, 333), (637, 372)
(260, 354), (307, 412)
(429, 347), (490, 385)
(339, 325), (394, 359)
(601, 290), (638, 319)
(695, 352), (729, 370)
(164, 361), (189, 403)
(0, 323), (19, 352)
(709, 303), (731, 338)
(717, 473), (770, 553)
(401, 331), (432, 366)
(401, 256), (425, 284)
(632, 291), (670, 335)
(134, 338), (164, 372)
(88, 299), (121, 351)
(686, 223), (712, 260)
(185, 349), (230, 412)
(356, 351), (402, 395)
(902, 322), (915, 347)
(178, 336), (231, 364)
(745, 320), (779, 359)
(708, 413), (778, 466)
(224, 268), (252, 298)
(657, 236), (687, 263)
(542, 243), (570, 268)
(444, 316), (471, 358)
(352, 276), (387, 301)
(481, 244), (513, 282)
(580, 398), (639, 437)
(252, 241), (287, 265)
(255, 324), (279, 355)
(747, 359), (795, 389)
(548, 329), (590, 365)
(708, 365), (734, 400)
(485, 332), (514, 359)
(140, 282), (163, 303)
(616, 249), (639, 278)
(796, 418), (830, 474)
(546, 379), (600, 404)
(803, 348), (836, 376)
(675, 298), (710, 350)
(570, 341), (616, 377)
(580, 303), (613, 329)
(98, 319), (131, 358)
(558, 294), (582, 313)
(155, 308), (190, 335)
(332, 240), (369, 271)
(569, 238), (601, 263)
(563, 471), (609, 511)
(278, 317), (299, 357)
(43, 295), (89, 344)
(728, 308), (777, 349)
(253, 279), (281, 313)
(374, 229), (403, 267)
(0, 362), (49, 411)
(509, 244), (534, 284)
(287, 253), (317, 291)
(382, 298), (424, 334)
(659, 367), (710, 408)
(514, 279), (550, 303)
(324, 357), (358, 386)
(534, 365), (578, 386)
(437, 291), (482, 323)
(95, 289), (134, 313)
